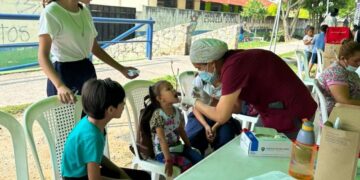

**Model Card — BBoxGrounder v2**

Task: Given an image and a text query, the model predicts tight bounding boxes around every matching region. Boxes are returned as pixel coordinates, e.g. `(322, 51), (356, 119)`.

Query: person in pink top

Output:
(181, 38), (317, 138)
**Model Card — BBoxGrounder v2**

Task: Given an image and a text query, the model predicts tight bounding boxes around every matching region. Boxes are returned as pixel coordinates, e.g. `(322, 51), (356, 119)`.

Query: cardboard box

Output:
(240, 128), (292, 157)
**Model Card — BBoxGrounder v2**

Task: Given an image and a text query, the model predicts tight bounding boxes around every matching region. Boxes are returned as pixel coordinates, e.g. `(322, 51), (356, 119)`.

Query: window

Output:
(200, 1), (205, 10)
(186, 0), (194, 9)
(210, 3), (222, 12)
(157, 0), (177, 8)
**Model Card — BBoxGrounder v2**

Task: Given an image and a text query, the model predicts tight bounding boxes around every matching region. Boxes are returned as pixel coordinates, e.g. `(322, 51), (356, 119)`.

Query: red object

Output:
(325, 27), (351, 44)
(220, 49), (317, 134)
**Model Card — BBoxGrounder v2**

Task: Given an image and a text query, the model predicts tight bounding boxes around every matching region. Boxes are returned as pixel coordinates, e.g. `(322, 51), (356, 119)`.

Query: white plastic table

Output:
(175, 136), (290, 180)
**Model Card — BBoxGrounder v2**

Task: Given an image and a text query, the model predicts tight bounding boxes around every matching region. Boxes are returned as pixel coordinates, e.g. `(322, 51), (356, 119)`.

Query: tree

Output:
(241, 0), (267, 29)
(303, 0), (354, 30)
(279, 0), (305, 42)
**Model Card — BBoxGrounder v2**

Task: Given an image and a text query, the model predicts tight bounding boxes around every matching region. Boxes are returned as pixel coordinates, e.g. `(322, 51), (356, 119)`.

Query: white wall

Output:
(91, 0), (148, 11)
(0, 0), (42, 44)
(90, 0), (121, 6)
(121, 0), (149, 11)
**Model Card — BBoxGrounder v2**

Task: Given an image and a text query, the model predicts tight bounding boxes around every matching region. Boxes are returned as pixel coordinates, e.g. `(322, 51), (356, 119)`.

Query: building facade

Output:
(91, 0), (201, 11)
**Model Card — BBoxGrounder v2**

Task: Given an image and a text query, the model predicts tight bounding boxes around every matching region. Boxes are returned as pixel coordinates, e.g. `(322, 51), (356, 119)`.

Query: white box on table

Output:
(240, 129), (292, 157)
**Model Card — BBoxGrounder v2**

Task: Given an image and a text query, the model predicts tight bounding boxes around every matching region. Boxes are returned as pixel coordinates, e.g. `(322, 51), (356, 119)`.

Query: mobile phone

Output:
(128, 69), (140, 76)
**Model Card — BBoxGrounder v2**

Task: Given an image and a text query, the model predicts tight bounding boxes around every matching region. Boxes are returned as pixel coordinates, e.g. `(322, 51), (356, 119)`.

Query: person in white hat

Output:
(182, 38), (317, 138)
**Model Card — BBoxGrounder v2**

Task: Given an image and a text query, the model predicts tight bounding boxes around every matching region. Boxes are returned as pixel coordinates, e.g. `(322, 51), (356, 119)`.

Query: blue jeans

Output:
(185, 112), (241, 155)
(155, 146), (203, 164)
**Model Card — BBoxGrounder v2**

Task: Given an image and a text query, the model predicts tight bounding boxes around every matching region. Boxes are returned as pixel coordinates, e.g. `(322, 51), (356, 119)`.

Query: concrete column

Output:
(194, 0), (201, 10)
(177, 0), (186, 9)
(148, 0), (157, 7)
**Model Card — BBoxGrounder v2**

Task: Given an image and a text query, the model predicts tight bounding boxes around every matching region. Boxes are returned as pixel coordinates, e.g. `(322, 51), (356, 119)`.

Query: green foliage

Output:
(298, 9), (310, 19)
(0, 103), (31, 116)
(241, 0), (267, 20)
(238, 41), (270, 49)
(303, 0), (354, 21)
(151, 75), (177, 88)
(267, 4), (277, 17)
(338, 0), (355, 18)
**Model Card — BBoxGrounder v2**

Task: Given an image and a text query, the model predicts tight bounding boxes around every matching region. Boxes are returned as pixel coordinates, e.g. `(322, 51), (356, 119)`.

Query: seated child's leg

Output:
(311, 53), (318, 64)
(100, 156), (131, 179)
(185, 113), (210, 154)
(182, 146), (203, 164)
(100, 160), (150, 180)
(156, 153), (193, 172)
(121, 168), (151, 180)
(211, 122), (236, 150)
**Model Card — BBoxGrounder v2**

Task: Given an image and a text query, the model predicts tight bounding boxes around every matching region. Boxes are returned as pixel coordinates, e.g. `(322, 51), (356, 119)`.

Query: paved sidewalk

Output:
(0, 40), (302, 107)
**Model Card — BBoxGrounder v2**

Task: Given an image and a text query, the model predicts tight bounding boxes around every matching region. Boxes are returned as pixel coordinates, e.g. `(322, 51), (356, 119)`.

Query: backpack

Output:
(129, 94), (156, 160)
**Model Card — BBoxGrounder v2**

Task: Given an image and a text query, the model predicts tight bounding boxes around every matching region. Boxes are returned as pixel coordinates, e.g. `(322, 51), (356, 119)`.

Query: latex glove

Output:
(181, 96), (197, 107)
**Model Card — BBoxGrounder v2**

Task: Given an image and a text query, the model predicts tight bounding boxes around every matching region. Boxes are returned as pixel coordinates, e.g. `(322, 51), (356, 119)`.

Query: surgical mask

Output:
(199, 71), (216, 84)
(346, 65), (358, 72)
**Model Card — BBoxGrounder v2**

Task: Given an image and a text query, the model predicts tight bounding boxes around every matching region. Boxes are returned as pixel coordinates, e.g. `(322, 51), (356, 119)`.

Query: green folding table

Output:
(175, 135), (360, 180)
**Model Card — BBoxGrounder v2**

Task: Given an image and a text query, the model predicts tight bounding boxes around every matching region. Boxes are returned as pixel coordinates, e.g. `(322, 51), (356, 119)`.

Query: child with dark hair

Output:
(149, 80), (202, 177)
(61, 78), (150, 180)
(309, 24), (328, 76)
(303, 26), (315, 66)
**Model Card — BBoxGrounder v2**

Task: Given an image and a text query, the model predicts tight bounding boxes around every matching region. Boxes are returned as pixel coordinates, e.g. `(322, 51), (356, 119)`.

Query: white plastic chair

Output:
(312, 82), (328, 145)
(316, 49), (324, 78)
(123, 80), (181, 180)
(23, 96), (83, 180)
(295, 50), (315, 86)
(0, 111), (29, 180)
(177, 71), (197, 124)
(232, 114), (259, 132)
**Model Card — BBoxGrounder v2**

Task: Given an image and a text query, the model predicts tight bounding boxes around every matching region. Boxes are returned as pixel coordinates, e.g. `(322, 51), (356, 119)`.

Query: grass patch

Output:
(238, 41), (270, 49)
(0, 103), (31, 116)
(150, 75), (177, 87)
(279, 51), (295, 59)
(0, 47), (38, 68)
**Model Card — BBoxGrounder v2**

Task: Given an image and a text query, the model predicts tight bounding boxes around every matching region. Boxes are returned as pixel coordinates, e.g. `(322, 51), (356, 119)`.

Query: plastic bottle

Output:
(288, 119), (317, 180)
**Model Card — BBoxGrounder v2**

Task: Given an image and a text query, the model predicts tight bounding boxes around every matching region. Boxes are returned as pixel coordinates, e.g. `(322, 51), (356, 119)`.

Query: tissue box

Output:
(240, 129), (292, 157)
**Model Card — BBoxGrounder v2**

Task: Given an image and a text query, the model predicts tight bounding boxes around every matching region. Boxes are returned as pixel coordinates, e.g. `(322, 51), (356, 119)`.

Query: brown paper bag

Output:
(323, 43), (341, 68)
(314, 126), (360, 180)
(328, 104), (360, 133)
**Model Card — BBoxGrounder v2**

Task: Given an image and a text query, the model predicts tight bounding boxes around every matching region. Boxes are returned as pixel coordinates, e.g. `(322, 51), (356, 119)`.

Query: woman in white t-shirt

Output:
(39, 0), (139, 104)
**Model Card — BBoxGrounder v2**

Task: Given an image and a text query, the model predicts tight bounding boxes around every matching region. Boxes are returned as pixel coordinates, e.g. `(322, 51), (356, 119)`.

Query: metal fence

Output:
(0, 13), (154, 71)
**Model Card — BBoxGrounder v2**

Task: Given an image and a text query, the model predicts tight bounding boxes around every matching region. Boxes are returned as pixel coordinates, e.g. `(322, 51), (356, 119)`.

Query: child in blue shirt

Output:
(309, 24), (328, 75)
(61, 78), (150, 180)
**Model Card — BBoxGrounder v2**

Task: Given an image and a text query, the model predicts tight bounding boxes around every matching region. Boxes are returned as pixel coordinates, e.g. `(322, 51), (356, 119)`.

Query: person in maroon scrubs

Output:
(182, 38), (317, 138)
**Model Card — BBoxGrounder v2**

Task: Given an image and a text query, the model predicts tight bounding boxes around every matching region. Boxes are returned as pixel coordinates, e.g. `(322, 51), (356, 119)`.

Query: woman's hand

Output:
(211, 125), (218, 140)
(121, 66), (139, 79)
(205, 125), (214, 142)
(56, 84), (76, 104)
(165, 160), (173, 177)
